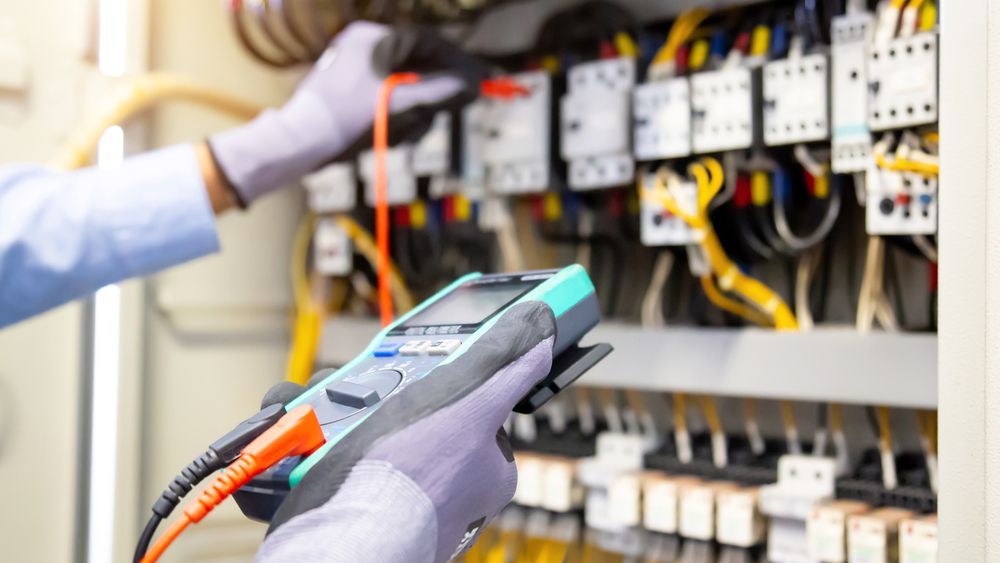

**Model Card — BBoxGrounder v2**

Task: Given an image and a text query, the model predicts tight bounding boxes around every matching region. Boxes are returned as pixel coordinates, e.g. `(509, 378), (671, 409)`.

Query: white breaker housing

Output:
(867, 32), (938, 131)
(691, 67), (760, 153)
(831, 12), (876, 172)
(303, 162), (357, 213)
(866, 168), (937, 235)
(633, 77), (692, 161)
(358, 144), (417, 207)
(561, 57), (637, 190)
(763, 53), (830, 146)
(481, 71), (552, 195)
(639, 173), (698, 246)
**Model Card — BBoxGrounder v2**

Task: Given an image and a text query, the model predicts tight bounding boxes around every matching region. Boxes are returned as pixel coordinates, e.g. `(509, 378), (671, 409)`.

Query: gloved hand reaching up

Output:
(255, 302), (557, 563)
(208, 21), (489, 207)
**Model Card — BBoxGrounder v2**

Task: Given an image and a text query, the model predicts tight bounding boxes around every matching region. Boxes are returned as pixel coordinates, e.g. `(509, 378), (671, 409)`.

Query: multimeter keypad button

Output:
(326, 381), (380, 409)
(400, 340), (431, 356)
(427, 339), (462, 356)
(373, 342), (403, 357)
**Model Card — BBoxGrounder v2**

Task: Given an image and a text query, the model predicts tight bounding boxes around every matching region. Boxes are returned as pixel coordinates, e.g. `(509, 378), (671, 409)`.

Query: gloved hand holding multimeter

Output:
(135, 265), (611, 563)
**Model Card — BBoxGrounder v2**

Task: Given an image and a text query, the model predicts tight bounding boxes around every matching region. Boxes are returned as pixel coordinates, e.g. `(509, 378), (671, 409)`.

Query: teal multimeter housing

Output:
(233, 265), (611, 522)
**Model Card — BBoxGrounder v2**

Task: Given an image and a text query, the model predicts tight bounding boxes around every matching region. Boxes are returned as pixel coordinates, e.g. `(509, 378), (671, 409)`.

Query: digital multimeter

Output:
(234, 264), (611, 522)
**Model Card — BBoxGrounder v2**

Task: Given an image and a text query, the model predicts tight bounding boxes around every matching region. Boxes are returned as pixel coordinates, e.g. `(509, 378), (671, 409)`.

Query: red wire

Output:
(375, 73), (420, 327)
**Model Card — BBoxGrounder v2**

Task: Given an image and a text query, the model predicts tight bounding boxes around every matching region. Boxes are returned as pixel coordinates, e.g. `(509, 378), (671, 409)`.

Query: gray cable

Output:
(773, 176), (842, 252)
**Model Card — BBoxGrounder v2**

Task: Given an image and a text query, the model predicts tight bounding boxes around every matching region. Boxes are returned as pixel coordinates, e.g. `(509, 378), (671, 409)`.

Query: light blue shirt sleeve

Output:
(0, 144), (220, 328)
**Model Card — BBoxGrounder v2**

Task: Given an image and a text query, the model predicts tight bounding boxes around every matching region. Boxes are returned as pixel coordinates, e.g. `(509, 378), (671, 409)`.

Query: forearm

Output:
(0, 144), (220, 327)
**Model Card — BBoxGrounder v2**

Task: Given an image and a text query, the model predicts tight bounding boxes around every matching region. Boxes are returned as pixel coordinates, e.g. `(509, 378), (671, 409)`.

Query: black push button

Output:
(326, 381), (380, 409)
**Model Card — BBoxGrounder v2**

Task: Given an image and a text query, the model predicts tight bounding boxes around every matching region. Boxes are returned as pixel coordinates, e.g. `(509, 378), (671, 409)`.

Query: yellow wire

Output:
(780, 401), (798, 435)
(700, 275), (774, 327)
(698, 396), (723, 434)
(52, 72), (264, 169)
(286, 213), (324, 385)
(650, 159), (798, 330)
(650, 8), (711, 67)
(830, 403), (844, 433)
(919, 0), (937, 30)
(333, 215), (416, 312)
(673, 393), (687, 432)
(614, 32), (639, 58)
(876, 406), (892, 451)
(875, 152), (939, 176)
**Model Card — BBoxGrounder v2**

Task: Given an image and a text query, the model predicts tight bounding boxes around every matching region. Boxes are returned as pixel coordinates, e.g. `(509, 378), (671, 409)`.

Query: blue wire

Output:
(710, 31), (727, 60)
(774, 167), (792, 203)
(770, 24), (788, 58)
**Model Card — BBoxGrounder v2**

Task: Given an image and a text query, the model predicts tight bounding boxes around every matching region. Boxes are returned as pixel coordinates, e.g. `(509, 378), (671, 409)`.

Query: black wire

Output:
(884, 243), (909, 329)
(133, 515), (163, 563)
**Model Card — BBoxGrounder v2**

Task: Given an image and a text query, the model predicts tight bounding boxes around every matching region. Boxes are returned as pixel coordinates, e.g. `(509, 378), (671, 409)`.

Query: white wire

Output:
(640, 251), (675, 327)
(912, 234), (939, 263)
(575, 208), (594, 271)
(773, 175), (842, 251)
(795, 247), (821, 330)
(854, 172), (868, 206)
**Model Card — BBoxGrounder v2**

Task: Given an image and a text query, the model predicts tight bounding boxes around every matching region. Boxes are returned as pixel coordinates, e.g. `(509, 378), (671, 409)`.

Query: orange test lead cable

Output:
(374, 72), (420, 327)
(139, 405), (326, 563)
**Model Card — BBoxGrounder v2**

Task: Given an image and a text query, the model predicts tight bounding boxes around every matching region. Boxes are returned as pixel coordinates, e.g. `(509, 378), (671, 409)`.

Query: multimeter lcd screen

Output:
(402, 282), (534, 327)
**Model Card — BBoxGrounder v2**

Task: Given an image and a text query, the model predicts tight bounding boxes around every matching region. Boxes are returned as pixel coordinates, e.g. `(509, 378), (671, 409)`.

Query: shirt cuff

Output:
(86, 143), (220, 278)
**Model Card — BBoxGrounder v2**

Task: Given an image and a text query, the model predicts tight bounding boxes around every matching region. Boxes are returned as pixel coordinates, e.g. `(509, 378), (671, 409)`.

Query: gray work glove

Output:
(255, 302), (556, 563)
(209, 21), (487, 205)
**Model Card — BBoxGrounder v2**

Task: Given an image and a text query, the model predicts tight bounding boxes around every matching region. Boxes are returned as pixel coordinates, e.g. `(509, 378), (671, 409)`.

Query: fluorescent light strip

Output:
(87, 283), (122, 563)
(89, 0), (128, 557)
(98, 0), (127, 77)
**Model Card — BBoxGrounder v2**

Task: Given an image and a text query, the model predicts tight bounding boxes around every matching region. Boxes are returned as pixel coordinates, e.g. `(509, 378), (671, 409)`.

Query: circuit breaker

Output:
(461, 101), (488, 201)
(633, 77), (692, 160)
(691, 67), (760, 153)
(865, 169), (937, 235)
(481, 70), (552, 194)
(560, 57), (636, 190)
(313, 217), (352, 276)
(639, 174), (697, 246)
(868, 32), (938, 131)
(763, 53), (829, 146)
(412, 111), (452, 177)
(831, 12), (875, 172)
(303, 162), (356, 213)
(358, 145), (417, 206)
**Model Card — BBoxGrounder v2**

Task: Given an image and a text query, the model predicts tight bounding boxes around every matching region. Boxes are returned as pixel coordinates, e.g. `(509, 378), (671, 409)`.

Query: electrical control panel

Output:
(633, 78), (692, 160)
(358, 145), (417, 207)
(639, 174), (697, 246)
(481, 71), (552, 194)
(866, 169), (937, 235)
(763, 54), (830, 146)
(691, 67), (760, 153)
(412, 111), (452, 177)
(560, 57), (636, 190)
(303, 162), (357, 213)
(831, 12), (876, 172)
(868, 32), (938, 131)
